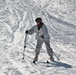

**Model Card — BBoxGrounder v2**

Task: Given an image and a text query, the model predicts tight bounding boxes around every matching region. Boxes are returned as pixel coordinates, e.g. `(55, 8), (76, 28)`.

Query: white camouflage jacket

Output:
(28, 24), (50, 40)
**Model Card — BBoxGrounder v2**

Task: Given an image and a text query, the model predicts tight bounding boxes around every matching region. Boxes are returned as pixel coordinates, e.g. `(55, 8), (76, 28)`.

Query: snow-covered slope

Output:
(0, 0), (76, 75)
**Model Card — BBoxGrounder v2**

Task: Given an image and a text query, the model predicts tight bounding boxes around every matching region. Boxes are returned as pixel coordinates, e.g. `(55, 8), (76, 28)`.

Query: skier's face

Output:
(36, 22), (40, 25)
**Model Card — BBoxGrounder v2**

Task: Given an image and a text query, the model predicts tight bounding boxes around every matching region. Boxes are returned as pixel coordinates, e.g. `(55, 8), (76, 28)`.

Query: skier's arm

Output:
(26, 26), (36, 35)
(43, 25), (48, 35)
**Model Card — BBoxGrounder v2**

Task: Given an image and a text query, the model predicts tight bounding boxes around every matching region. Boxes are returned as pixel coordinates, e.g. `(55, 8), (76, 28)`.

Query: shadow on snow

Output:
(41, 61), (72, 68)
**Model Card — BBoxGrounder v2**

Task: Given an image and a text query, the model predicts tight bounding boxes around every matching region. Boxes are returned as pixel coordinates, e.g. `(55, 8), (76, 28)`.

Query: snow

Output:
(0, 0), (76, 75)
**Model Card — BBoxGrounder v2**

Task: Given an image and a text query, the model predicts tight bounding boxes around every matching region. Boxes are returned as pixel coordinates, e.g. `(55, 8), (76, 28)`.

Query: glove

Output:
(24, 46), (26, 48)
(41, 35), (44, 39)
(25, 30), (29, 34)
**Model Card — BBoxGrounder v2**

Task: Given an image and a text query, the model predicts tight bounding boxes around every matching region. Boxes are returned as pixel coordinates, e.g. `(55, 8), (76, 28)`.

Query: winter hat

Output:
(35, 17), (42, 23)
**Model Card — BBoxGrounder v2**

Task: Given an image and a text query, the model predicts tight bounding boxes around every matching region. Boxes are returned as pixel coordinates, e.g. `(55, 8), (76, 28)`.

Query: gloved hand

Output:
(41, 35), (44, 39)
(25, 30), (29, 34)
(24, 46), (26, 48)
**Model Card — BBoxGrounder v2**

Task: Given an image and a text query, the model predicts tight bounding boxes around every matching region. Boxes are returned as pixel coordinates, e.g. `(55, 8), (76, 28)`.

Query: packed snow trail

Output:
(0, 0), (76, 75)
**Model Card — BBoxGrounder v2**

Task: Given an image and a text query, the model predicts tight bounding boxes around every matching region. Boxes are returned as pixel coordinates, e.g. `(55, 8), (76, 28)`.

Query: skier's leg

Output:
(45, 39), (54, 61)
(33, 39), (43, 62)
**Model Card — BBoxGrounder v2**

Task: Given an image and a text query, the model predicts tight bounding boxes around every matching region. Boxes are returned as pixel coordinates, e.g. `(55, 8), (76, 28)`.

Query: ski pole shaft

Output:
(22, 33), (27, 60)
(53, 52), (60, 61)
(42, 38), (60, 61)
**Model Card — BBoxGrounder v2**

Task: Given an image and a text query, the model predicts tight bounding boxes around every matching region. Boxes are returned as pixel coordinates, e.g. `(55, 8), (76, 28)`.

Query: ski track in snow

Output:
(0, 0), (76, 75)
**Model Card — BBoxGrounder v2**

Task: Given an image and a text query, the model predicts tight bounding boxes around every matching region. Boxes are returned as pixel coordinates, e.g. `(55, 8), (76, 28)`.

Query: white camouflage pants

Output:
(35, 38), (53, 57)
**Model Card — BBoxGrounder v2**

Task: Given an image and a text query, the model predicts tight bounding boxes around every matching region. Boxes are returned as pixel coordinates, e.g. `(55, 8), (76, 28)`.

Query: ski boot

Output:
(50, 56), (54, 61)
(47, 56), (54, 63)
(33, 54), (38, 63)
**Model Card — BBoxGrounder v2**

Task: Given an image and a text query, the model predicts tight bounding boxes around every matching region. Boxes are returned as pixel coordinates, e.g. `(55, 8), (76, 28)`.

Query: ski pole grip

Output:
(24, 46), (26, 48)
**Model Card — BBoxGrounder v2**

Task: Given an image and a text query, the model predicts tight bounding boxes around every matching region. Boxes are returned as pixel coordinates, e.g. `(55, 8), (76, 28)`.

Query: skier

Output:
(24, 17), (54, 63)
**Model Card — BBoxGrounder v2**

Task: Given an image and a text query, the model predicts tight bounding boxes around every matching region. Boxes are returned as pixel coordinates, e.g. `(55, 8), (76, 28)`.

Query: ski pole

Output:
(42, 38), (60, 61)
(22, 33), (27, 60)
